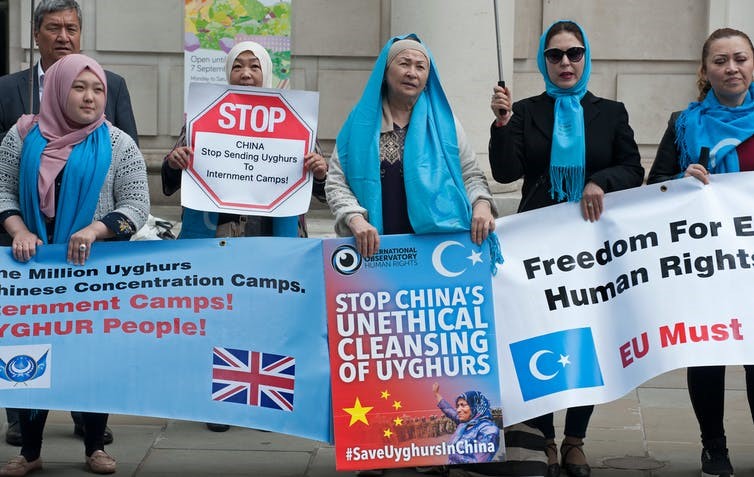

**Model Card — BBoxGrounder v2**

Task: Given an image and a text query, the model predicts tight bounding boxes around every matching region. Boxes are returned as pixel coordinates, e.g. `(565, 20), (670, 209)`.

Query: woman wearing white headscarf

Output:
(162, 40), (327, 240)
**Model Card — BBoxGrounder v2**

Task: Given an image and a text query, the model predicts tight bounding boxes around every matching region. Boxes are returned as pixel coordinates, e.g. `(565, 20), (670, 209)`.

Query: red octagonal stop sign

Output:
(187, 88), (315, 212)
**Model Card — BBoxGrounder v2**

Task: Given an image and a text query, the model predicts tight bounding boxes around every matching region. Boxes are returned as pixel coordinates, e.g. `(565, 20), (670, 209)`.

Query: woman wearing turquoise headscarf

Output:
(326, 34), (498, 259)
(488, 20), (643, 477)
(648, 28), (754, 477)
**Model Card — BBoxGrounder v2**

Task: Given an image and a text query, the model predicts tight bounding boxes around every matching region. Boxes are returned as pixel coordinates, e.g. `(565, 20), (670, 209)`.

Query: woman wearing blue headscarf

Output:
(648, 28), (754, 477)
(326, 34), (499, 259)
(432, 382), (500, 465)
(488, 20), (643, 477)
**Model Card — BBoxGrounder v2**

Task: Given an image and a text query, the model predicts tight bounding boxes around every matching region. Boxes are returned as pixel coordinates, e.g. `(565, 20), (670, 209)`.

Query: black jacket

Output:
(0, 65), (139, 145)
(647, 111), (683, 185)
(488, 91), (644, 212)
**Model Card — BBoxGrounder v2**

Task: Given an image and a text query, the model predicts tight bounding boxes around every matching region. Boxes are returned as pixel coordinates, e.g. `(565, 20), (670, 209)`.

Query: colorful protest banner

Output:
(183, 82), (318, 216)
(0, 237), (331, 443)
(184, 0), (291, 108)
(323, 233), (505, 470)
(493, 173), (754, 425)
(9, 172), (754, 452)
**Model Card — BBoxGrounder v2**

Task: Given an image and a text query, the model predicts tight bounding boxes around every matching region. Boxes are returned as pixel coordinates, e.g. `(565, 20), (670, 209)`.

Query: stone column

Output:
(708, 0), (754, 35)
(389, 0), (515, 157)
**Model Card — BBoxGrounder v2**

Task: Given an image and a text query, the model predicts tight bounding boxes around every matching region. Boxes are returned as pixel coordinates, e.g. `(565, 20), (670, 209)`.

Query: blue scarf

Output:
(20, 123), (112, 244)
(537, 21), (592, 202)
(675, 84), (754, 174)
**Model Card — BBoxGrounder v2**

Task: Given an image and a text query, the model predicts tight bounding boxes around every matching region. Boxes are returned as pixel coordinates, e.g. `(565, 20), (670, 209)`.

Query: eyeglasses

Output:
(543, 47), (585, 64)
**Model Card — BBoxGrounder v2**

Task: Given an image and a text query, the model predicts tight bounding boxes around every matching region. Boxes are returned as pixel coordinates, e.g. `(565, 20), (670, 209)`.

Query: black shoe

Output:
(415, 467), (444, 475)
(74, 424), (114, 445)
(5, 420), (21, 446)
(560, 441), (590, 477)
(701, 447), (734, 477)
(545, 439), (560, 477)
(103, 426), (114, 445)
(206, 423), (230, 432)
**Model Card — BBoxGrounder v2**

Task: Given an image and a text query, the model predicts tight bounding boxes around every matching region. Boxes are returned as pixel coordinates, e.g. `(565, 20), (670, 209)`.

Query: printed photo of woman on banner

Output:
(432, 382), (502, 464)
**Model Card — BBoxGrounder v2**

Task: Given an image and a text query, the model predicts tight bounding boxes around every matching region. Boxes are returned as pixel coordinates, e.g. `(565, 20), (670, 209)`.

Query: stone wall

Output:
(7, 0), (753, 215)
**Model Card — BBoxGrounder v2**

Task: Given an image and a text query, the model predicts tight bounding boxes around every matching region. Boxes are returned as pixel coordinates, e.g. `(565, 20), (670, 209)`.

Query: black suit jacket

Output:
(488, 91), (644, 212)
(646, 111), (684, 185)
(0, 65), (138, 145)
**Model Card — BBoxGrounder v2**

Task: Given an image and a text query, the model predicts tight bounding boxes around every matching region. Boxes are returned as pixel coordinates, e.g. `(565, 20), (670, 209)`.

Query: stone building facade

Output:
(4, 0), (754, 214)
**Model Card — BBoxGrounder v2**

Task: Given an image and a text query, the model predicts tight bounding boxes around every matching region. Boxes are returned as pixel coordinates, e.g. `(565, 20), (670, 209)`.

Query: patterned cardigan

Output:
(0, 124), (150, 236)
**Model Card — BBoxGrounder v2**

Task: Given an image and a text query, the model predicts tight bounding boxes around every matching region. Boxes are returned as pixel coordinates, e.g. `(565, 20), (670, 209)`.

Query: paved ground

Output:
(1, 206), (750, 476)
(2, 367), (752, 476)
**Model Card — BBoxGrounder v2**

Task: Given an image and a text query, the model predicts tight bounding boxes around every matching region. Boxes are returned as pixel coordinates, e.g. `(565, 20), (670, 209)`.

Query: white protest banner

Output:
(493, 173), (754, 425)
(183, 82), (319, 216)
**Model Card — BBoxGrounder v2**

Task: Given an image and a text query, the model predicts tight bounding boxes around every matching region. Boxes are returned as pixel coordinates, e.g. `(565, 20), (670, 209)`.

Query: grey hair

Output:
(34, 0), (82, 33)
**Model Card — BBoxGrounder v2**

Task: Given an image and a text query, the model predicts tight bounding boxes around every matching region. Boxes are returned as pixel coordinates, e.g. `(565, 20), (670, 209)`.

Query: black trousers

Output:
(529, 405), (594, 440)
(19, 409), (108, 461)
(687, 365), (754, 445)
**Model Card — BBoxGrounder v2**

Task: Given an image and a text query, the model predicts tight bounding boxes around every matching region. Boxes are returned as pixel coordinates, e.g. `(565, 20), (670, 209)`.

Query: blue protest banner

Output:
(0, 237), (331, 443)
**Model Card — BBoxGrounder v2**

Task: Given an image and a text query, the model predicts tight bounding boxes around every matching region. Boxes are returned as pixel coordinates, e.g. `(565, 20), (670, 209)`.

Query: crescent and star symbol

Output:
(431, 241), (484, 278)
(9, 359), (32, 375)
(529, 349), (571, 381)
(710, 137), (742, 168)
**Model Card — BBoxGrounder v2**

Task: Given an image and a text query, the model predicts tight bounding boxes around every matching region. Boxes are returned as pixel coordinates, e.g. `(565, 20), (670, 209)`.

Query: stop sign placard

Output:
(183, 83), (319, 215)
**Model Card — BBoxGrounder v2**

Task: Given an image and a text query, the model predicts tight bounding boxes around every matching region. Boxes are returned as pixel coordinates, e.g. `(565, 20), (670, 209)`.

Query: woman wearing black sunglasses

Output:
(488, 20), (643, 477)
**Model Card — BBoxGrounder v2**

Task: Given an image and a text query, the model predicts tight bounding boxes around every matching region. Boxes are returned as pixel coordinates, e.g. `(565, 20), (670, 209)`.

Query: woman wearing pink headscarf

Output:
(0, 54), (149, 475)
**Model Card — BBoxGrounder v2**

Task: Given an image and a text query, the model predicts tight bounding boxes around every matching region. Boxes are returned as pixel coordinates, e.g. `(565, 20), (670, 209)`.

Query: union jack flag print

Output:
(212, 347), (295, 411)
